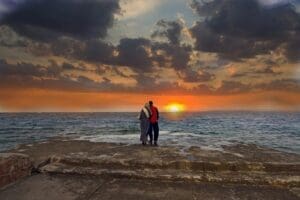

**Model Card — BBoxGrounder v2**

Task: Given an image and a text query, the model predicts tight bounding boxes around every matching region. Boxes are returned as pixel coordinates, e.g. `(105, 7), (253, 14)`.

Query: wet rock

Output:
(0, 153), (33, 189)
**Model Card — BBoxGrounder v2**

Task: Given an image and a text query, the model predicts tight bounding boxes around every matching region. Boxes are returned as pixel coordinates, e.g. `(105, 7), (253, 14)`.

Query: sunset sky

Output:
(0, 0), (300, 112)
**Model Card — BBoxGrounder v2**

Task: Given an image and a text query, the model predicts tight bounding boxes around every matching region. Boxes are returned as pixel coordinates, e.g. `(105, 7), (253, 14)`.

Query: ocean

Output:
(0, 112), (299, 154)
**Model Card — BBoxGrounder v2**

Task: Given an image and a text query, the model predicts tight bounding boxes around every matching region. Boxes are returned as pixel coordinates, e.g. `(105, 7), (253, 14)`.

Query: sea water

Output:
(0, 112), (299, 154)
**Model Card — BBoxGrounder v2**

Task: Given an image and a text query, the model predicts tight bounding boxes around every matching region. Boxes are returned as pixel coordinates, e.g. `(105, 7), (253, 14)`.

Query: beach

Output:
(1, 138), (300, 199)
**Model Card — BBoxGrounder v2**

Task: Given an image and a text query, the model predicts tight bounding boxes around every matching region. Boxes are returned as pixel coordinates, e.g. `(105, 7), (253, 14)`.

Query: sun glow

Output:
(165, 103), (186, 113)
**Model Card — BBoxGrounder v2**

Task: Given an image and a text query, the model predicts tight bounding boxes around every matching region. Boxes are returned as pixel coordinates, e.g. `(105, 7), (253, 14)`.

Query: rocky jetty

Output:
(0, 139), (300, 199)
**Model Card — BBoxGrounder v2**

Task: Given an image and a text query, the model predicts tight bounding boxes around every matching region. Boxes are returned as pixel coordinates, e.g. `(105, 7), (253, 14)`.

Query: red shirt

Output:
(150, 106), (159, 123)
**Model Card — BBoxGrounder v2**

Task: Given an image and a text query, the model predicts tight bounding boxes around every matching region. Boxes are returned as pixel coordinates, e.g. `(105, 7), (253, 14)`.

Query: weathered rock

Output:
(34, 142), (300, 187)
(0, 153), (33, 189)
(47, 155), (300, 172)
(2, 139), (300, 199)
(0, 174), (299, 200)
(40, 161), (300, 187)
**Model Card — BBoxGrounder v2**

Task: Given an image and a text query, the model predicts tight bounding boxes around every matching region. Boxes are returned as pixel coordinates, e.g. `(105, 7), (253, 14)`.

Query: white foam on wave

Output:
(159, 131), (171, 135)
(199, 146), (224, 152)
(71, 127), (299, 154)
(76, 133), (139, 144)
(72, 130), (232, 153)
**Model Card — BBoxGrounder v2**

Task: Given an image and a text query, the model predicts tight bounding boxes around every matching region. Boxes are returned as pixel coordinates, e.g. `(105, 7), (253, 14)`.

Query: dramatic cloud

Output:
(190, 0), (300, 60)
(116, 38), (153, 71)
(113, 37), (194, 75)
(0, 0), (299, 111)
(151, 20), (183, 45)
(285, 37), (300, 62)
(0, 59), (128, 92)
(0, 0), (120, 41)
(152, 43), (192, 70)
(0, 59), (60, 78)
(76, 39), (116, 64)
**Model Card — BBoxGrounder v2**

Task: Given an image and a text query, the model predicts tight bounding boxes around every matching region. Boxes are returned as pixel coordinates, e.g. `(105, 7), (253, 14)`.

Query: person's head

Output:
(144, 102), (150, 109)
(149, 101), (153, 106)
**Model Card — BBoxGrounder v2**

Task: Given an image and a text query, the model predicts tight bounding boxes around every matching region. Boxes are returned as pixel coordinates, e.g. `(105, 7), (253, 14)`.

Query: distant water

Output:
(0, 112), (299, 154)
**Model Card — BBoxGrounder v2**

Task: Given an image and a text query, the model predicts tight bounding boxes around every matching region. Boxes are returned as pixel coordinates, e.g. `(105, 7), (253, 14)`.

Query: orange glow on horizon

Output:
(0, 88), (300, 112)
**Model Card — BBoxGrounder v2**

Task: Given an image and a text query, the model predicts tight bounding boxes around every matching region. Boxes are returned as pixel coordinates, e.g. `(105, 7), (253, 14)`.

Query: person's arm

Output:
(138, 110), (142, 120)
(146, 108), (152, 119)
(156, 108), (159, 120)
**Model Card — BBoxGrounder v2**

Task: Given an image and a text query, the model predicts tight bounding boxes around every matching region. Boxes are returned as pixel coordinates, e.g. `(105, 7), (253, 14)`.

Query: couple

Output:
(138, 101), (159, 146)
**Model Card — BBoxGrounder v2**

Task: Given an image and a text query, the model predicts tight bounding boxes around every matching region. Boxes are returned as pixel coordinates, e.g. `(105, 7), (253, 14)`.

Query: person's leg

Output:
(153, 123), (159, 145)
(141, 121), (147, 145)
(147, 123), (153, 144)
(140, 122), (143, 143)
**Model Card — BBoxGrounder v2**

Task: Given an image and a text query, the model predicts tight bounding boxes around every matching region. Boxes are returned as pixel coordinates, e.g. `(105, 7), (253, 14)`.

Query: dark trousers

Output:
(148, 122), (159, 142)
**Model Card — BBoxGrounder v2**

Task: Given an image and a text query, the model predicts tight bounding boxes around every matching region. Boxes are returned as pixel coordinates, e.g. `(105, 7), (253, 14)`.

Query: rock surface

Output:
(1, 139), (300, 199)
(0, 153), (32, 189)
(0, 174), (299, 200)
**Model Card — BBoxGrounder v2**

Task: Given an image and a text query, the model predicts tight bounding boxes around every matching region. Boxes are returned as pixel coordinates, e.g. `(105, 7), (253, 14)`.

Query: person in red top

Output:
(147, 101), (159, 146)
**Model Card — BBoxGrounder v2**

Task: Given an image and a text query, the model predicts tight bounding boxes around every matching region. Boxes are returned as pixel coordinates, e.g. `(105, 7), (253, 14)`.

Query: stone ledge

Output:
(39, 155), (300, 188)
(0, 153), (33, 189)
(40, 162), (300, 187)
(49, 155), (300, 173)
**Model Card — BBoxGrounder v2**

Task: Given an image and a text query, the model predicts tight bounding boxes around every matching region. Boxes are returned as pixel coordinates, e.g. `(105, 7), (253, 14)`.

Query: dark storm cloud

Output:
(116, 38), (153, 71)
(152, 43), (192, 70)
(50, 38), (83, 57)
(76, 39), (115, 63)
(0, 59), (60, 77)
(150, 19), (194, 72)
(0, 59), (127, 92)
(1, 58), (299, 95)
(190, 0), (300, 60)
(151, 20), (183, 46)
(0, 0), (120, 41)
(47, 36), (208, 84)
(27, 37), (116, 65)
(133, 73), (187, 94)
(285, 37), (300, 62)
(0, 59), (96, 81)
(0, 58), (204, 94)
(25, 35), (193, 75)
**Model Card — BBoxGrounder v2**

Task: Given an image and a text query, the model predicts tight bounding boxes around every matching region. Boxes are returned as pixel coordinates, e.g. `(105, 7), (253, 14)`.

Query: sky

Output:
(0, 0), (299, 112)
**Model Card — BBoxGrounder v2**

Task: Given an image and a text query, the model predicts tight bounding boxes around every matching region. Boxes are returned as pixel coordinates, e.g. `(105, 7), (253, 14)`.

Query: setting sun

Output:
(164, 103), (186, 113)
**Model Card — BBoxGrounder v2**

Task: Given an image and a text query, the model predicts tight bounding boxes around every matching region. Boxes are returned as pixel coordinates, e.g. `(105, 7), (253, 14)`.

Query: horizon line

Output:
(1, 109), (300, 114)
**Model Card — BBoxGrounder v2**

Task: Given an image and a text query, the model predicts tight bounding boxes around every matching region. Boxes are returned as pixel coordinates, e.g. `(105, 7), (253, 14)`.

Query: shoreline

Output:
(3, 131), (300, 156)
(5, 134), (300, 156)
